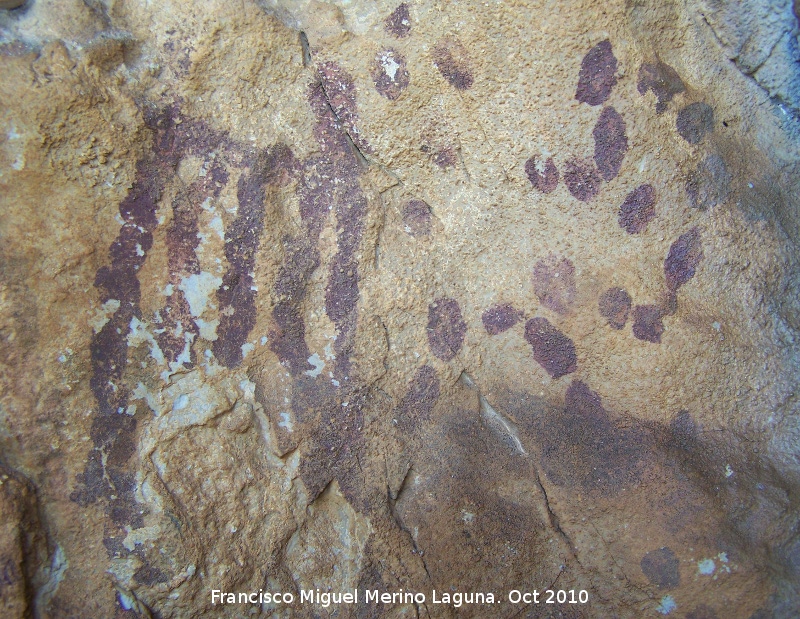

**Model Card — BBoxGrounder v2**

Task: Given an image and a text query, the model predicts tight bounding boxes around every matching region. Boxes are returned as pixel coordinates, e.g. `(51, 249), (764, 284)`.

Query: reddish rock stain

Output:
(482, 303), (523, 335)
(563, 157), (602, 202)
(433, 36), (474, 90)
(270, 64), (368, 380)
(664, 227), (703, 292)
(575, 39), (618, 106)
(685, 605), (719, 619)
(598, 287), (632, 329)
(677, 102), (714, 144)
(396, 365), (440, 431)
(134, 565), (169, 586)
(660, 289), (679, 317)
(420, 121), (459, 169)
(533, 254), (576, 315)
(372, 49), (410, 100)
(427, 297), (467, 361)
(637, 60), (685, 114)
(641, 547), (681, 589)
(593, 106), (627, 181)
(632, 304), (664, 343)
(686, 154), (731, 210)
(325, 169), (368, 381)
(524, 317), (577, 379)
(669, 410), (698, 451)
(270, 294), (314, 376)
(618, 184), (656, 234)
(402, 199), (432, 237)
(269, 234), (320, 377)
(524, 156), (559, 193)
(539, 380), (650, 493)
(294, 382), (369, 510)
(385, 3), (411, 38)
(432, 146), (457, 168)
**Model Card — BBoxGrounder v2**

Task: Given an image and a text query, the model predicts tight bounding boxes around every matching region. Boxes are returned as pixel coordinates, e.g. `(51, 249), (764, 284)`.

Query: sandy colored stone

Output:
(0, 0), (799, 617)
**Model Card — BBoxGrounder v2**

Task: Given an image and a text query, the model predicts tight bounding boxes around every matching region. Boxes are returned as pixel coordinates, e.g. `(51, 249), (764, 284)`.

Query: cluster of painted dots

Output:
(375, 3), (476, 102)
(524, 42), (709, 349)
(417, 38), (714, 381)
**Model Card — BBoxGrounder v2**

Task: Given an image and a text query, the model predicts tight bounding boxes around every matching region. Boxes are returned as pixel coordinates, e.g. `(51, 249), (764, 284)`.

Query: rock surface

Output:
(1, 0), (800, 617)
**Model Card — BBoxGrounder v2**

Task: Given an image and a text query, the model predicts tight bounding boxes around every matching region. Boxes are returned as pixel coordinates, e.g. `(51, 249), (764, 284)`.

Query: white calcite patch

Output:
(697, 558), (715, 575)
(178, 272), (222, 317)
(278, 412), (294, 432)
(656, 595), (676, 615)
(208, 215), (225, 240)
(132, 382), (163, 415)
(127, 317), (166, 365)
(380, 51), (401, 81)
(195, 318), (219, 341)
(90, 299), (120, 333)
(305, 353), (325, 377)
(158, 373), (228, 429)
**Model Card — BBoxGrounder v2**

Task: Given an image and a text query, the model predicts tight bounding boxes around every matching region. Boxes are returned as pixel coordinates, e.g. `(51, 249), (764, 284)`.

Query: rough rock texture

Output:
(1, 0), (800, 617)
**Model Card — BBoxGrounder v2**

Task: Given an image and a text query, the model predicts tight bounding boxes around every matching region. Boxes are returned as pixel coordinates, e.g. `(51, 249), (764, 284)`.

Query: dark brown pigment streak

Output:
(158, 150), (230, 366)
(214, 144), (295, 368)
(268, 65), (376, 514)
(270, 65), (368, 381)
(71, 109), (182, 557)
(319, 64), (369, 382)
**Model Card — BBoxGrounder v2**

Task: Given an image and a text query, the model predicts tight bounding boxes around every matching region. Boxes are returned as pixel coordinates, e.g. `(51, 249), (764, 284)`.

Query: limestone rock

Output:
(1, 0), (800, 617)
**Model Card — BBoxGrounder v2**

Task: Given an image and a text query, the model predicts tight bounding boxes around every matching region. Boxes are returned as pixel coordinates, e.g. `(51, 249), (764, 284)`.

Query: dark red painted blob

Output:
(372, 49), (410, 100)
(618, 184), (656, 234)
(431, 146), (457, 168)
(385, 3), (411, 38)
(664, 227), (703, 292)
(637, 61), (685, 114)
(563, 157), (602, 202)
(641, 547), (681, 589)
(676, 102), (714, 144)
(593, 106), (627, 181)
(524, 317), (577, 379)
(533, 254), (576, 315)
(632, 304), (664, 343)
(433, 36), (474, 90)
(402, 199), (432, 237)
(482, 303), (523, 335)
(524, 156), (559, 193)
(576, 40), (618, 106)
(427, 297), (467, 361)
(598, 287), (632, 329)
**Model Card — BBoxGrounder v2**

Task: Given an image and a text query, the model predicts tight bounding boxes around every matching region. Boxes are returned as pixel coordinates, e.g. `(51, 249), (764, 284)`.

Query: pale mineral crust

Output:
(1, 0), (800, 618)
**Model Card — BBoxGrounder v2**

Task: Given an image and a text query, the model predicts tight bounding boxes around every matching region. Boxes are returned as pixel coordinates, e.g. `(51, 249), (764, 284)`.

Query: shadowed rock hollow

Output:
(1, 0), (800, 617)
